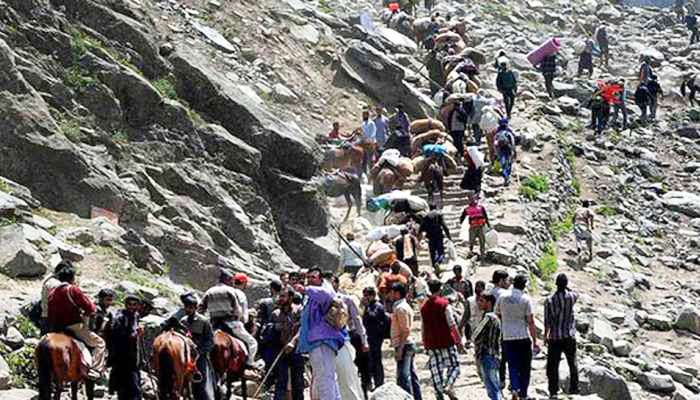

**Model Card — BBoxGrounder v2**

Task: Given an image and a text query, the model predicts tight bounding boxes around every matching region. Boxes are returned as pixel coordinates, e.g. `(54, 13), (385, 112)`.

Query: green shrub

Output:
(519, 174), (549, 200)
(0, 216), (17, 227)
(64, 65), (97, 91)
(550, 211), (574, 240)
(14, 316), (38, 339)
(58, 118), (84, 143)
(571, 177), (581, 196)
(153, 78), (178, 100)
(6, 346), (37, 387)
(536, 242), (558, 281)
(597, 204), (618, 217)
(0, 180), (10, 193)
(111, 129), (129, 143)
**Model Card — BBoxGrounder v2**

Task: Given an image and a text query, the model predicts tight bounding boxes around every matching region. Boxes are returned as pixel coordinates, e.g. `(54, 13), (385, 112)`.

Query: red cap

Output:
(233, 273), (248, 285)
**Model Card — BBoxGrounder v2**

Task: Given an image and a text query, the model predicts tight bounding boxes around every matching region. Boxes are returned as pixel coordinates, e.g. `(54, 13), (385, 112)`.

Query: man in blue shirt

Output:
(374, 106), (390, 151)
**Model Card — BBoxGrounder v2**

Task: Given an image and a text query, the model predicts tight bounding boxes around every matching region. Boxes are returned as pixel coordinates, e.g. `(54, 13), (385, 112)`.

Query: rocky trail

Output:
(1, 0), (700, 399)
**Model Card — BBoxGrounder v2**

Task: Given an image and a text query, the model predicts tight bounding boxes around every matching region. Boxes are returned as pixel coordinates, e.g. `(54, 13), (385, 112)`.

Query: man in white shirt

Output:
(496, 274), (539, 400)
(232, 273), (258, 369)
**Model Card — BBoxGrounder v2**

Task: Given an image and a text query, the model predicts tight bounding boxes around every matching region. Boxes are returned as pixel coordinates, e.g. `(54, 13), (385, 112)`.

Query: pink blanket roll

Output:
(526, 37), (561, 66)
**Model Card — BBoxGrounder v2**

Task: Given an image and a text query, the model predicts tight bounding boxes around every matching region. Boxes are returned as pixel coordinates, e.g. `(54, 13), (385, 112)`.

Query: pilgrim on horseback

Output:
(46, 265), (106, 381)
(106, 292), (143, 400)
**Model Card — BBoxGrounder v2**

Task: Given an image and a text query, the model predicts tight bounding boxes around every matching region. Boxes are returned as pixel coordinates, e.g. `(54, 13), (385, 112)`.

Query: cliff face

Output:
(0, 0), (338, 288)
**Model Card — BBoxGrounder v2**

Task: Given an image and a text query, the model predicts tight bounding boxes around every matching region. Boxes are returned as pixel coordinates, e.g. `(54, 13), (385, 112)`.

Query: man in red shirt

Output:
(48, 265), (106, 380)
(328, 122), (342, 140)
(460, 196), (490, 261)
(420, 279), (463, 400)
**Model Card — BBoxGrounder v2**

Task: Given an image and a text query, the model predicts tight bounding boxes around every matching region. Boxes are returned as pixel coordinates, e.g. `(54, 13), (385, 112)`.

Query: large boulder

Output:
(340, 40), (436, 119)
(0, 389), (39, 400)
(197, 124), (261, 177)
(589, 318), (616, 351)
(674, 307), (700, 334)
(662, 191), (700, 218)
(374, 27), (418, 54)
(637, 372), (675, 394)
(578, 365), (632, 400)
(169, 46), (320, 180)
(0, 224), (49, 279)
(0, 354), (9, 390)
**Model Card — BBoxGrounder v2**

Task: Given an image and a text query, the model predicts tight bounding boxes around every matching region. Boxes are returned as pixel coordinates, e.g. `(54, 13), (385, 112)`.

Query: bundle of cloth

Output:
(370, 148), (414, 181)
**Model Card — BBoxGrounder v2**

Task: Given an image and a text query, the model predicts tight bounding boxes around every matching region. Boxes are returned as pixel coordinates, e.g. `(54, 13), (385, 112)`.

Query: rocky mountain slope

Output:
(1, 0), (700, 398)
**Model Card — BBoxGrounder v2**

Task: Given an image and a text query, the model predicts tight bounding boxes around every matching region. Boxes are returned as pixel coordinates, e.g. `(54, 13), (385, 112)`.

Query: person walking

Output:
(573, 200), (595, 263)
(610, 79), (629, 130)
(460, 196), (491, 261)
(391, 283), (422, 400)
(395, 227), (419, 277)
(297, 268), (345, 400)
(577, 39), (594, 77)
(494, 119), (516, 186)
(538, 54), (557, 99)
(105, 293), (143, 400)
(421, 279), (463, 400)
(447, 99), (470, 163)
(390, 103), (412, 156)
(473, 293), (502, 400)
(271, 287), (304, 400)
(588, 91), (610, 136)
(339, 232), (367, 279)
(361, 286), (389, 393)
(90, 288), (115, 338)
(491, 269), (512, 390)
(594, 23), (610, 66)
(331, 276), (367, 400)
(639, 56), (653, 84)
(545, 274), (580, 399)
(686, 11), (699, 44)
(464, 280), (486, 348)
(360, 109), (377, 176)
(635, 82), (651, 124)
(374, 105), (390, 153)
(496, 60), (518, 119)
(497, 274), (540, 400)
(180, 293), (216, 400)
(647, 74), (664, 121)
(419, 203), (453, 275)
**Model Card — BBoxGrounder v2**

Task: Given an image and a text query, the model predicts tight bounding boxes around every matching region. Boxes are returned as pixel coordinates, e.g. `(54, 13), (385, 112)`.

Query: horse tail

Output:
(158, 347), (175, 400)
(36, 339), (53, 400)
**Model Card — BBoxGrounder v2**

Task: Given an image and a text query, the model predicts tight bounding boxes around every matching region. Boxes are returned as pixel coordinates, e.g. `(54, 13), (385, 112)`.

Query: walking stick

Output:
(330, 223), (372, 269)
(252, 332), (300, 398)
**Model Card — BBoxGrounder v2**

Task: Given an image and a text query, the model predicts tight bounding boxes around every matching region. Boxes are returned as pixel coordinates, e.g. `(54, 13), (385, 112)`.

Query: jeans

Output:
(428, 237), (445, 270)
(310, 344), (341, 400)
(650, 96), (658, 120)
(498, 150), (512, 184)
(479, 354), (502, 400)
(274, 353), (305, 400)
(449, 130), (465, 160)
(546, 337), (579, 396)
(502, 90), (516, 118)
(592, 110), (606, 135)
(396, 343), (422, 400)
(503, 339), (533, 399)
(110, 369), (141, 400)
(367, 341), (385, 390)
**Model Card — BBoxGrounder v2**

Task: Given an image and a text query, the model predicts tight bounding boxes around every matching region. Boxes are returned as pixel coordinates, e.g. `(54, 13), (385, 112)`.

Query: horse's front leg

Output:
(71, 382), (78, 400)
(226, 374), (232, 400)
(343, 193), (352, 221)
(84, 379), (95, 400)
(240, 376), (247, 400)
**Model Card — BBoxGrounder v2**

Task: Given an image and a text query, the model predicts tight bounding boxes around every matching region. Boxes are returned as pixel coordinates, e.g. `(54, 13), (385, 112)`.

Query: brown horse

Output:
(321, 144), (364, 175)
(152, 330), (199, 400)
(36, 333), (95, 400)
(373, 168), (403, 196)
(211, 330), (249, 400)
(321, 172), (363, 220)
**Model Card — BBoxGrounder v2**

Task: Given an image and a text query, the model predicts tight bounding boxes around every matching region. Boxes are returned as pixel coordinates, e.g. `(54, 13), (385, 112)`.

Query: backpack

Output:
(687, 14), (697, 29)
(498, 70), (517, 90)
(495, 128), (514, 151)
(325, 297), (349, 330)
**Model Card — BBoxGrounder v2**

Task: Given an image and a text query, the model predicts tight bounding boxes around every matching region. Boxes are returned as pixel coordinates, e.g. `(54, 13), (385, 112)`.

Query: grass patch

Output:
(70, 29), (99, 62)
(571, 177), (582, 196)
(58, 117), (84, 143)
(63, 65), (98, 91)
(0, 216), (17, 227)
(519, 173), (549, 200)
(111, 129), (129, 143)
(536, 241), (558, 281)
(0, 179), (10, 193)
(318, 0), (333, 13)
(550, 211), (575, 240)
(187, 107), (206, 126)
(597, 204), (618, 217)
(110, 266), (177, 303)
(6, 346), (38, 387)
(153, 78), (178, 100)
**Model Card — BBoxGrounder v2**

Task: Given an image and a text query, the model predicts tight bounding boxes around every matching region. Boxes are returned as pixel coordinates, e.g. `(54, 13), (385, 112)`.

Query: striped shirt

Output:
(200, 283), (241, 319)
(473, 312), (501, 361)
(544, 290), (578, 340)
